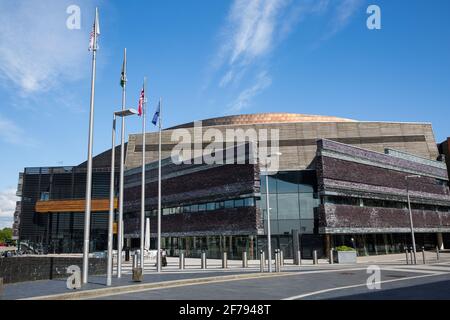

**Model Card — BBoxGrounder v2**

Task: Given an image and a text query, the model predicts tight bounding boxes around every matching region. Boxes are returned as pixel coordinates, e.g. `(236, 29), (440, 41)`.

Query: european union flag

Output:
(152, 103), (160, 126)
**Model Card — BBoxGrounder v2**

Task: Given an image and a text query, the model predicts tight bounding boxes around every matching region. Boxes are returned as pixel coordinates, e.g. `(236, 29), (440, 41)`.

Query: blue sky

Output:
(1, 0), (450, 228)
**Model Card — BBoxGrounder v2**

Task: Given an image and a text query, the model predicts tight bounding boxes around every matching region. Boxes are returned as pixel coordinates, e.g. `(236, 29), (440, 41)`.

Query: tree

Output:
(0, 228), (13, 244)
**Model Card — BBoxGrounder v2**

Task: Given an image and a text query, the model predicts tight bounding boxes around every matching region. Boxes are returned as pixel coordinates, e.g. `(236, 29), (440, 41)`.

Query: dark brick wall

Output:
(125, 164), (258, 209)
(125, 207), (259, 236)
(318, 204), (450, 231)
(0, 257), (106, 284)
(317, 139), (448, 178)
(316, 139), (450, 233)
(124, 163), (260, 236)
(319, 156), (449, 196)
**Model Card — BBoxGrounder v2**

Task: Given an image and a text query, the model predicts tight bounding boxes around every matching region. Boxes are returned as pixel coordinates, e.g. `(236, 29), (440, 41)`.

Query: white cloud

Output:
(0, 114), (38, 147)
(0, 115), (24, 145)
(0, 0), (96, 94)
(216, 0), (290, 87)
(227, 71), (272, 113)
(327, 0), (364, 38)
(0, 188), (17, 229)
(211, 0), (361, 114)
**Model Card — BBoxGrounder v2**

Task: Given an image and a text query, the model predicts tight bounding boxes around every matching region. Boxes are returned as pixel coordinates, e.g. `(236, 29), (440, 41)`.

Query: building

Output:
(16, 146), (124, 253)
(438, 138), (450, 177)
(15, 113), (450, 257)
(122, 113), (450, 258)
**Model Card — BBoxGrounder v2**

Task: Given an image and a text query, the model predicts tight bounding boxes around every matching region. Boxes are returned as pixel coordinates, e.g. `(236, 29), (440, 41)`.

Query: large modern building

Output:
(122, 113), (450, 258)
(15, 113), (450, 258)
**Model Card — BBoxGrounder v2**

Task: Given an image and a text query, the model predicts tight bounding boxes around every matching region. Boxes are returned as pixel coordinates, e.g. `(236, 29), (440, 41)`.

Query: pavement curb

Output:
(21, 272), (298, 300)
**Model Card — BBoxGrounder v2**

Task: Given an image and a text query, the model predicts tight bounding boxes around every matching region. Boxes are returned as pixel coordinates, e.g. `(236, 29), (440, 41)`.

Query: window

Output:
(299, 193), (317, 219)
(216, 201), (225, 210)
(183, 205), (191, 213)
(224, 200), (234, 209)
(234, 199), (245, 207)
(206, 203), (215, 211)
(198, 204), (206, 212)
(325, 196), (359, 206)
(244, 198), (255, 207)
(163, 208), (170, 216)
(277, 194), (300, 220)
(276, 172), (298, 193)
(260, 175), (277, 194)
(190, 204), (199, 213)
(260, 194), (278, 220)
(40, 192), (50, 201)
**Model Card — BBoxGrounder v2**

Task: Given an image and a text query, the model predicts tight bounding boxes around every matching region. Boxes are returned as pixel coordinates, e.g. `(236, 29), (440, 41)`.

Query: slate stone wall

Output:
(124, 163), (260, 237)
(0, 256), (106, 284)
(318, 204), (450, 233)
(316, 139), (450, 234)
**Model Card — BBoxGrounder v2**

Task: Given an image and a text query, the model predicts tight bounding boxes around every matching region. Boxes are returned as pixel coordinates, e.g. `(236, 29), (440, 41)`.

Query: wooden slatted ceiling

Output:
(35, 199), (118, 213)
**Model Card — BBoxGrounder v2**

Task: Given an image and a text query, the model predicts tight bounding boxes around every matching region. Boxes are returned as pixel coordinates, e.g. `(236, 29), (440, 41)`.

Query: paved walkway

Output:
(1, 252), (449, 300)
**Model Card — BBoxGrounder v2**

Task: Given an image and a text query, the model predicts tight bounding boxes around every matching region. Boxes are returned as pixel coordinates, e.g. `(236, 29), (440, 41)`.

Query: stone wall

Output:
(0, 256), (106, 284)
(316, 139), (450, 234)
(124, 162), (260, 237)
(125, 121), (440, 171)
(318, 204), (450, 234)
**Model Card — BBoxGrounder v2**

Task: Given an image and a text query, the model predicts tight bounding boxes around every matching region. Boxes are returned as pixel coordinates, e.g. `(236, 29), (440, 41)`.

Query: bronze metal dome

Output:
(167, 113), (356, 129)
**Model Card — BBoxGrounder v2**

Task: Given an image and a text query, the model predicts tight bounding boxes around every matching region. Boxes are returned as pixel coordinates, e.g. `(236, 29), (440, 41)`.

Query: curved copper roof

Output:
(167, 113), (356, 129)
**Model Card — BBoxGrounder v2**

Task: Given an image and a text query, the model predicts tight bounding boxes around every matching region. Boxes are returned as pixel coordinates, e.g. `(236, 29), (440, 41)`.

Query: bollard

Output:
(260, 251), (265, 273)
(409, 247), (414, 265)
(297, 250), (302, 266)
(201, 252), (207, 269)
(275, 250), (280, 273)
(179, 253), (185, 270)
(404, 247), (409, 265)
(422, 247), (426, 265)
(313, 250), (318, 265)
(329, 249), (334, 264)
(222, 252), (228, 269)
(436, 246), (440, 261)
(242, 251), (248, 268)
(132, 252), (143, 282)
(278, 251), (282, 272)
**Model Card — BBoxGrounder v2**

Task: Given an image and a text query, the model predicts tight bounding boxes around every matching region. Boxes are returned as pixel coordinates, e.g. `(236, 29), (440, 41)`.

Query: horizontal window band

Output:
(134, 135), (426, 152)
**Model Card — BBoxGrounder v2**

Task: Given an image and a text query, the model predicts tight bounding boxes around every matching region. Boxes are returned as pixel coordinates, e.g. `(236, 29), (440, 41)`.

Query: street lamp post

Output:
(405, 175), (421, 265)
(107, 108), (138, 286)
(263, 152), (282, 273)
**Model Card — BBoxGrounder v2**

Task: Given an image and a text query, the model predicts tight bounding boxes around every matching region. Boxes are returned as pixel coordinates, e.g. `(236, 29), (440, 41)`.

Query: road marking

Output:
(283, 273), (443, 300)
(380, 267), (447, 275)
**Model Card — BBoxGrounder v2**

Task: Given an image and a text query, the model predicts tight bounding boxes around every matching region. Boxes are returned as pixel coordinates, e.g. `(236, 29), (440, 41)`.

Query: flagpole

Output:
(157, 98), (162, 273)
(106, 114), (116, 286)
(140, 77), (147, 271)
(117, 48), (127, 278)
(82, 7), (99, 285)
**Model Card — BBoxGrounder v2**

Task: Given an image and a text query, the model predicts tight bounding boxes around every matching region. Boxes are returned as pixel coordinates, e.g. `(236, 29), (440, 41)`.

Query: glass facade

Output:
(332, 233), (442, 256)
(155, 197), (255, 217)
(152, 235), (258, 260)
(258, 170), (320, 235)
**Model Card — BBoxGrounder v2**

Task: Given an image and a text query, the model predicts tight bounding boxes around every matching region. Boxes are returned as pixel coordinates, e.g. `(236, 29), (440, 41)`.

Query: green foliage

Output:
(335, 245), (355, 252)
(0, 228), (13, 243)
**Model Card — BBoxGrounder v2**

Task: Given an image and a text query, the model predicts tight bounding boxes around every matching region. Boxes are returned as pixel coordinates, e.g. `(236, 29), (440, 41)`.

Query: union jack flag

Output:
(138, 87), (145, 116)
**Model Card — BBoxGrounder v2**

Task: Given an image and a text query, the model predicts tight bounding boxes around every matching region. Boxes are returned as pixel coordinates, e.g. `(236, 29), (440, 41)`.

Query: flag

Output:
(138, 87), (145, 117)
(120, 50), (127, 88)
(88, 8), (101, 51)
(152, 101), (160, 126)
